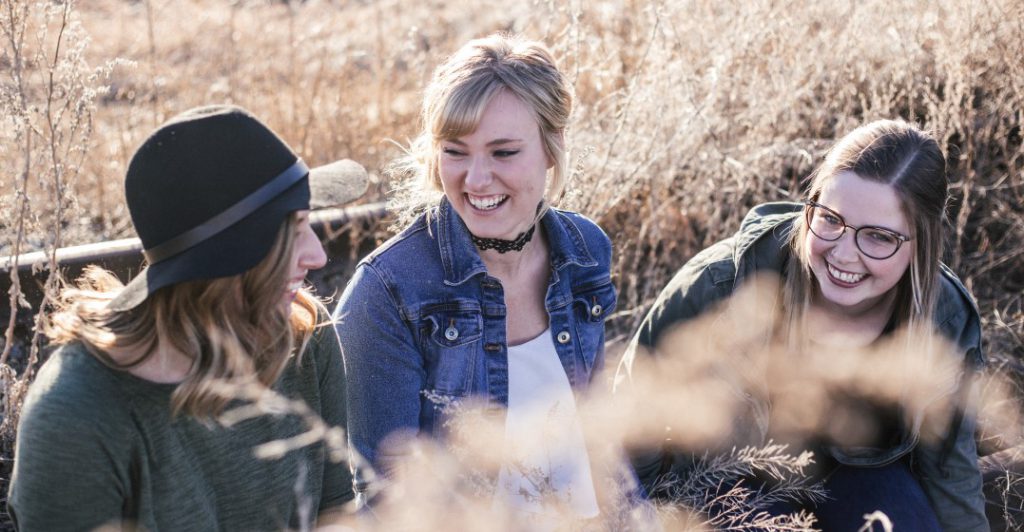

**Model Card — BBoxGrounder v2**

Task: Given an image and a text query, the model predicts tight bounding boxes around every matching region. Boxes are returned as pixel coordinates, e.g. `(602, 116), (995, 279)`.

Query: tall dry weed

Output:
(0, 0), (1021, 529)
(0, 0), (120, 450)
(0, 1), (120, 526)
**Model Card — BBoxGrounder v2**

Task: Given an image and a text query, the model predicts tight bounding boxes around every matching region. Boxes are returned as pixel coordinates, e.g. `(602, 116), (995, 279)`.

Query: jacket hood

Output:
(731, 201), (802, 282)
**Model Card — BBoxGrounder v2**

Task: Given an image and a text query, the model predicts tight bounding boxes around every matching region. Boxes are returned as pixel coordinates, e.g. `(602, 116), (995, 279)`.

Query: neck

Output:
(479, 227), (548, 279)
(806, 288), (898, 347)
(108, 338), (192, 383)
(471, 225), (536, 254)
(814, 285), (898, 321)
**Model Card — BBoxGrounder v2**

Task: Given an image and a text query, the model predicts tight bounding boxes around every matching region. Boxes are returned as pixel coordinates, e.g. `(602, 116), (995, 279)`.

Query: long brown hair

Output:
(46, 213), (322, 417)
(783, 119), (947, 336)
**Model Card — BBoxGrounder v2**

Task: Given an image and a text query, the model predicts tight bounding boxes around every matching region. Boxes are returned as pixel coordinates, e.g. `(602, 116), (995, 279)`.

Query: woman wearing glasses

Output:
(617, 120), (987, 530)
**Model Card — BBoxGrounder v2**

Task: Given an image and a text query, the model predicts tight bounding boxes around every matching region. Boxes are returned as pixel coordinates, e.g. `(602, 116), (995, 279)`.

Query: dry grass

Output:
(1, 0), (1022, 529)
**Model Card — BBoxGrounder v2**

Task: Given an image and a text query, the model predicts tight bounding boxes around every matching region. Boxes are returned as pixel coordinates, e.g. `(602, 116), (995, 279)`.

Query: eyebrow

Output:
(446, 138), (523, 147)
(818, 203), (907, 235)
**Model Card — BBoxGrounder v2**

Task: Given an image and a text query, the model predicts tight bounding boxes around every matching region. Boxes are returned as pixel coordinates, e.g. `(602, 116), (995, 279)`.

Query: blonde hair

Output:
(46, 213), (323, 417)
(783, 119), (948, 338)
(391, 33), (573, 227)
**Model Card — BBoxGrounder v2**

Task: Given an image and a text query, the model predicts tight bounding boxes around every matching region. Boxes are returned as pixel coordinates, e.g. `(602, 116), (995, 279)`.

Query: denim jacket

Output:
(335, 198), (615, 495)
(617, 202), (988, 531)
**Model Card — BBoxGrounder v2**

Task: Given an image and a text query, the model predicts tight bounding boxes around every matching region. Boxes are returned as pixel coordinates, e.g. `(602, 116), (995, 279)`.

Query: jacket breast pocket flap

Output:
(418, 304), (483, 395)
(573, 281), (617, 323)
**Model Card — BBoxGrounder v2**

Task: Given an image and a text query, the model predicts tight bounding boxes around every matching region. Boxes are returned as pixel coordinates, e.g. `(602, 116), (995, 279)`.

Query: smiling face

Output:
(438, 90), (552, 241)
(281, 210), (327, 311)
(804, 171), (914, 317)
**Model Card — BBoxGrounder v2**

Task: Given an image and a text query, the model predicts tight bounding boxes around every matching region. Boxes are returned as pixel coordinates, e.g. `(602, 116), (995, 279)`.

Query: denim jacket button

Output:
(590, 304), (603, 317)
(444, 326), (459, 341)
(557, 331), (571, 344)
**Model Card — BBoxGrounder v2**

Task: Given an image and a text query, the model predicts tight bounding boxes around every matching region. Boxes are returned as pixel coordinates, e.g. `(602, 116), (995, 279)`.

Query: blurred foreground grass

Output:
(1, 0), (1022, 529)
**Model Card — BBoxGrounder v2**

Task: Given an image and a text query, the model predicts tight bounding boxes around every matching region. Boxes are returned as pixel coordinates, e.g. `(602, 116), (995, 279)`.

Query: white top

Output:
(492, 328), (599, 523)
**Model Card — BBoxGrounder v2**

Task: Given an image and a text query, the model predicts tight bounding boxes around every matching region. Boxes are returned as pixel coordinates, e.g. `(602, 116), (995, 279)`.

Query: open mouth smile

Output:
(284, 277), (305, 299)
(826, 261), (868, 286)
(466, 194), (508, 211)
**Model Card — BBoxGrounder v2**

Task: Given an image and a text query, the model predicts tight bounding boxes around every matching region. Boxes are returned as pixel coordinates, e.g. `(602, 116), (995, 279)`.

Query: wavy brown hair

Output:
(783, 119), (948, 337)
(46, 213), (323, 417)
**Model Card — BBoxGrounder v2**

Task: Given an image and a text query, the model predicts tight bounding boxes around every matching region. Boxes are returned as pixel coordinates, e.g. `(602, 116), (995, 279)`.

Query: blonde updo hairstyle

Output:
(392, 33), (574, 226)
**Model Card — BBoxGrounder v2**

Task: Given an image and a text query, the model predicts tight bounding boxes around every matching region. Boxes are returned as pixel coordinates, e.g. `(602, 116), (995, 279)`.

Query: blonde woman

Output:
(8, 105), (366, 531)
(618, 120), (987, 530)
(336, 34), (615, 519)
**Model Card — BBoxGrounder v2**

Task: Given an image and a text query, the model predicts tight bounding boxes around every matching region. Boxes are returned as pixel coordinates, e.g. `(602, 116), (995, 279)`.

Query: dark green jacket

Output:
(616, 202), (987, 531)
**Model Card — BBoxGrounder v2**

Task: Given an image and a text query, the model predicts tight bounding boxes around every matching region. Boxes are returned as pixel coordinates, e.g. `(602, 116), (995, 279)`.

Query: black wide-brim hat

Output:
(108, 104), (368, 311)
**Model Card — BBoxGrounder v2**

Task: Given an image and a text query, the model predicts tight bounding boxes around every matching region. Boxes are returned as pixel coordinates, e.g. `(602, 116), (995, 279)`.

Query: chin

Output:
(280, 293), (298, 313)
(468, 223), (516, 240)
(816, 280), (884, 313)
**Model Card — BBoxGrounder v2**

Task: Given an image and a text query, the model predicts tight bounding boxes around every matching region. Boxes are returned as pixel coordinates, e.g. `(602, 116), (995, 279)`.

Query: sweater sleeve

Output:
(308, 322), (356, 512)
(8, 349), (134, 532)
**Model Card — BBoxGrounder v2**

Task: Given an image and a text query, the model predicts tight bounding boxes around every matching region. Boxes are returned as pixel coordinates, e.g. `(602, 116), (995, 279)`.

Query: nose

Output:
(464, 155), (492, 191)
(297, 225), (327, 272)
(828, 230), (860, 263)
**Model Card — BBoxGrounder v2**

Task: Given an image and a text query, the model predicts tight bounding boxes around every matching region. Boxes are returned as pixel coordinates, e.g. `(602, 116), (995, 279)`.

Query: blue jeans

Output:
(766, 459), (941, 531)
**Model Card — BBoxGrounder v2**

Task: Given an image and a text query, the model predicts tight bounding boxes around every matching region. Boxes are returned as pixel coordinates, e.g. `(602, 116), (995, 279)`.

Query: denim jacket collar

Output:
(436, 197), (598, 286)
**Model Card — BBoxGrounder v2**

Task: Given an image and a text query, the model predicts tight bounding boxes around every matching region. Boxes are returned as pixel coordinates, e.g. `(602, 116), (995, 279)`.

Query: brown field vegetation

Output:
(1, 0), (1022, 529)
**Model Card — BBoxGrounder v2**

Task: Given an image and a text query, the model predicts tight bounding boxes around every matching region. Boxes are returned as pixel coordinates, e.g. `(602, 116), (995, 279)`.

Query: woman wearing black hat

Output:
(8, 105), (367, 531)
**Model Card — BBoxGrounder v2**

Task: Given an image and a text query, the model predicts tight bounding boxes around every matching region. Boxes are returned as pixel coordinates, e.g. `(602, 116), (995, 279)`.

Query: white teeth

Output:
(827, 263), (866, 284)
(467, 194), (507, 210)
(287, 280), (303, 291)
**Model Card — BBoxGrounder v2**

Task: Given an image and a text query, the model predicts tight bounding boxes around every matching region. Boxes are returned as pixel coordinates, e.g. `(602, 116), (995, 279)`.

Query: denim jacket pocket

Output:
(417, 300), (483, 396)
(571, 280), (617, 372)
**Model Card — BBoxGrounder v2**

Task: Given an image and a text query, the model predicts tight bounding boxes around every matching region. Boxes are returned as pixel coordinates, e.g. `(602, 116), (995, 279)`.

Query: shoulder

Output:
(735, 202), (800, 255)
(732, 202), (799, 279)
(304, 312), (342, 363)
(738, 201), (802, 231)
(360, 213), (435, 269)
(631, 203), (800, 351)
(23, 343), (132, 415)
(553, 208), (610, 243)
(340, 212), (435, 292)
(286, 317), (344, 407)
(342, 218), (445, 298)
(628, 235), (739, 350)
(549, 208), (613, 266)
(934, 264), (984, 361)
(663, 236), (739, 309)
(17, 343), (136, 454)
(659, 202), (800, 298)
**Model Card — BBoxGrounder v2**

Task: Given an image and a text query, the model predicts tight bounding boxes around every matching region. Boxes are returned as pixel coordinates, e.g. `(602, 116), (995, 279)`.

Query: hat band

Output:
(143, 159), (309, 265)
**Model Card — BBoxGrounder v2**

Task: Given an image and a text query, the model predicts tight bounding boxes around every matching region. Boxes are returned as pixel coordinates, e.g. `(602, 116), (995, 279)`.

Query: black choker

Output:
(471, 225), (536, 253)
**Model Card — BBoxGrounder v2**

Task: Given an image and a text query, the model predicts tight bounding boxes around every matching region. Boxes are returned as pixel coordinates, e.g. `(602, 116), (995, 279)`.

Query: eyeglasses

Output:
(804, 201), (912, 260)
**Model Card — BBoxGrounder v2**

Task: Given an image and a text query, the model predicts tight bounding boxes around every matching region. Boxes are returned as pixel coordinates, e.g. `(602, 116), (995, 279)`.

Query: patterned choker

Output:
(471, 225), (536, 253)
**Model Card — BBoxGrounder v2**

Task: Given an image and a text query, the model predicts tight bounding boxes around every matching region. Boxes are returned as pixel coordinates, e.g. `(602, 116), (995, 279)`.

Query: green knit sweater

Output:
(8, 323), (352, 531)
